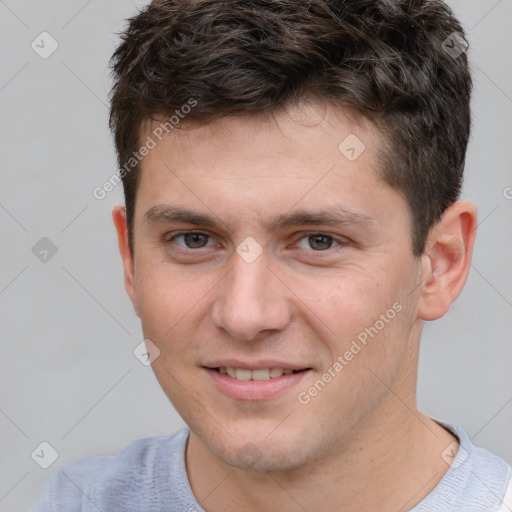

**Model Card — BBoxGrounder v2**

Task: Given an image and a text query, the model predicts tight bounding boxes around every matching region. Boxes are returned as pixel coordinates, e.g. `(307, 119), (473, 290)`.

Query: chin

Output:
(215, 439), (310, 473)
(195, 420), (319, 473)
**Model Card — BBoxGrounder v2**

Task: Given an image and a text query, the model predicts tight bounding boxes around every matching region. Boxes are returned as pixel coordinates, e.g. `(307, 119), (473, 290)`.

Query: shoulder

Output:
(27, 429), (191, 512)
(468, 441), (512, 511)
(53, 434), (175, 485)
(450, 422), (511, 502)
(413, 422), (512, 512)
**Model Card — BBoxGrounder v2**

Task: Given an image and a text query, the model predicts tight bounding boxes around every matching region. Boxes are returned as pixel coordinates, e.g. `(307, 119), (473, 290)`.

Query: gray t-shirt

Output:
(27, 422), (512, 512)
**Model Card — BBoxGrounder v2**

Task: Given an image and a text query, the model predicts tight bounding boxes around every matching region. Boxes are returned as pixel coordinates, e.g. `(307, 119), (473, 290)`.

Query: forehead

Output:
(134, 104), (406, 231)
(139, 103), (383, 177)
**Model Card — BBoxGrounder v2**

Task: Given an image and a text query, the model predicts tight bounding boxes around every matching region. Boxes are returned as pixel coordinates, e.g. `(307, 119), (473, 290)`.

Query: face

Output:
(122, 104), (424, 472)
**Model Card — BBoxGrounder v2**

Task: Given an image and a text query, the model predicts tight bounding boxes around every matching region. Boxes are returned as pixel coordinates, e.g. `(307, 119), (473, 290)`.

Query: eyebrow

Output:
(143, 205), (377, 233)
(268, 208), (376, 232)
(144, 205), (233, 232)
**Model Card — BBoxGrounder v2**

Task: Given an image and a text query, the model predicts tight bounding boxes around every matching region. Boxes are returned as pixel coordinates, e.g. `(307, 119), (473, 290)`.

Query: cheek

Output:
(299, 265), (413, 363)
(300, 269), (391, 330)
(135, 262), (208, 344)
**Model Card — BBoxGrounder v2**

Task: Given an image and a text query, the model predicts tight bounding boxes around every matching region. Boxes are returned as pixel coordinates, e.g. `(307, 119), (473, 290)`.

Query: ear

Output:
(417, 200), (477, 321)
(112, 205), (139, 317)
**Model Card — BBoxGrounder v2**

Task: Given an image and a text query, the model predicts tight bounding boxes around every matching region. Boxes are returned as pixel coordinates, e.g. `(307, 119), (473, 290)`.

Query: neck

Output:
(186, 404), (456, 512)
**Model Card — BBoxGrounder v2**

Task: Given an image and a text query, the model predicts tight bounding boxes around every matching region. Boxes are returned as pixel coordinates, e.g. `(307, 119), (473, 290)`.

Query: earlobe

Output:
(112, 205), (139, 316)
(417, 201), (477, 321)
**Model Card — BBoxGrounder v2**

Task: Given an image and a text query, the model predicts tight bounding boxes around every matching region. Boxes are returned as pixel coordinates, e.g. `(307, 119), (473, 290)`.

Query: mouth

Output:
(211, 367), (309, 381)
(203, 364), (312, 400)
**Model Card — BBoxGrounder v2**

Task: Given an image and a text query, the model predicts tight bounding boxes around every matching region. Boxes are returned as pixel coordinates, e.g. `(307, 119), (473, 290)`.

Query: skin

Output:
(113, 103), (477, 511)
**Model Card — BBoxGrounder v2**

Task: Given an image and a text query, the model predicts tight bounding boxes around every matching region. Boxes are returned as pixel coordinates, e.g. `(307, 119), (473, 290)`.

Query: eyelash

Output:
(165, 230), (350, 253)
(165, 231), (217, 250)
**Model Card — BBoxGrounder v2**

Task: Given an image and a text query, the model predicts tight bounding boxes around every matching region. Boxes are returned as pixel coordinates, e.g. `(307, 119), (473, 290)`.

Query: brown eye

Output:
(171, 232), (212, 249)
(297, 233), (343, 252)
(294, 233), (349, 252)
(184, 233), (209, 248)
(308, 234), (334, 251)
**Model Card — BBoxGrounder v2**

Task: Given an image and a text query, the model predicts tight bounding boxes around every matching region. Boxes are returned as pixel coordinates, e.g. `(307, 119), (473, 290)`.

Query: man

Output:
(29, 0), (511, 510)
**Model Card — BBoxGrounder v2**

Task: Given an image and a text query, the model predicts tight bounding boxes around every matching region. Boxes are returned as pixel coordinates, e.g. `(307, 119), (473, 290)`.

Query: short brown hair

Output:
(109, 0), (472, 256)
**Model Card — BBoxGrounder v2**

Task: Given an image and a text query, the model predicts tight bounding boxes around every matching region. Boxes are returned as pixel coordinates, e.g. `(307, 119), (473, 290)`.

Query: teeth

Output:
(252, 369), (270, 380)
(235, 368), (252, 380)
(220, 367), (298, 381)
(270, 368), (284, 378)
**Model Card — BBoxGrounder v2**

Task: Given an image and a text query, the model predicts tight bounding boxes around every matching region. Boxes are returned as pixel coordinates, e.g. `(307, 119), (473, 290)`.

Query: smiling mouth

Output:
(211, 367), (309, 381)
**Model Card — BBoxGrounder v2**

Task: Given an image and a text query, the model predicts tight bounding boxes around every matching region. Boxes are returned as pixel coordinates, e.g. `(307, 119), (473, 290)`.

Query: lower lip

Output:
(205, 368), (311, 400)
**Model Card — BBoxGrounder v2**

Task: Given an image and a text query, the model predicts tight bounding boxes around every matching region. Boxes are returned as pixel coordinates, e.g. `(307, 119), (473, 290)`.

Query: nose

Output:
(211, 253), (292, 341)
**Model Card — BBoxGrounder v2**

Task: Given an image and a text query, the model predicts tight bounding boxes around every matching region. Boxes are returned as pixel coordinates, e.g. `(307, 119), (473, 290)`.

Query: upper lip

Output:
(203, 360), (310, 371)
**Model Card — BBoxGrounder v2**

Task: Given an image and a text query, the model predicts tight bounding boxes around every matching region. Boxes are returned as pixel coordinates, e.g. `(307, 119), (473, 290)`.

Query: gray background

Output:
(0, 1), (511, 510)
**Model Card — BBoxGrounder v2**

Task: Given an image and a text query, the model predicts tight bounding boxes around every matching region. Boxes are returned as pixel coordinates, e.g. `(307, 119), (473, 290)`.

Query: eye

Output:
(168, 231), (214, 249)
(295, 233), (345, 251)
